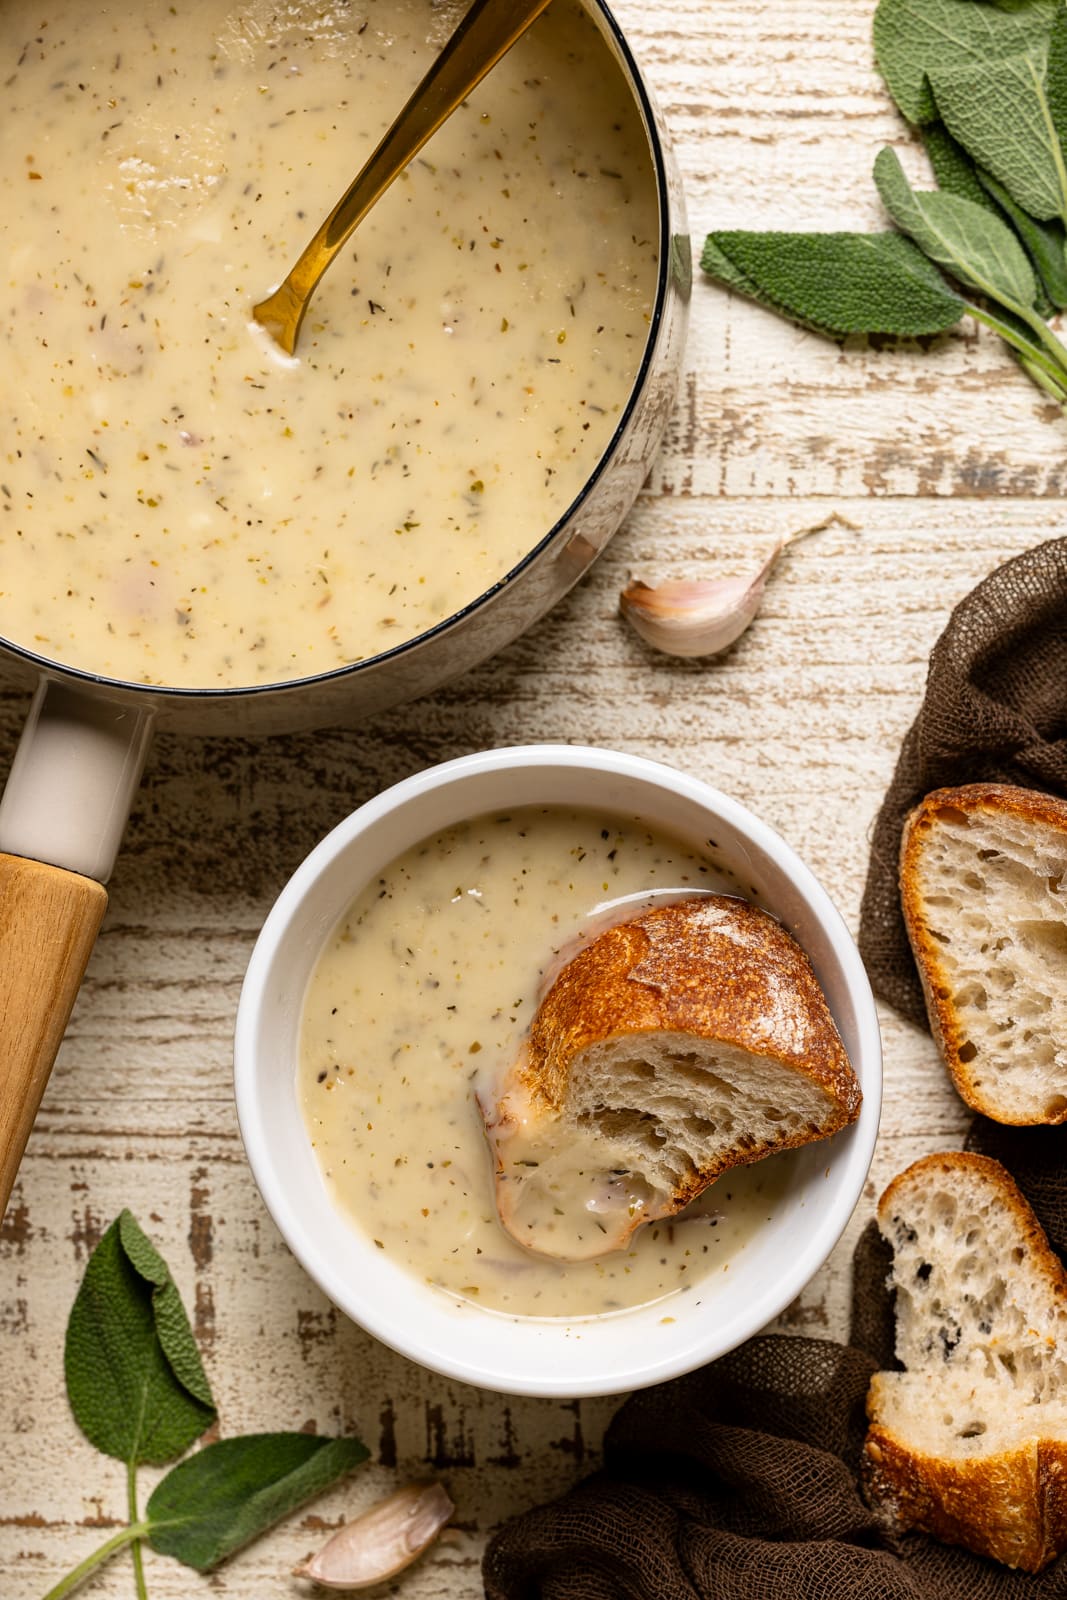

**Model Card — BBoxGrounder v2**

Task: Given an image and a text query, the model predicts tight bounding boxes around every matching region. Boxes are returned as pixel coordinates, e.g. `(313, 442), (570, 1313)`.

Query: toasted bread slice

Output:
(478, 895), (861, 1260)
(863, 1152), (1067, 1573)
(900, 783), (1067, 1125)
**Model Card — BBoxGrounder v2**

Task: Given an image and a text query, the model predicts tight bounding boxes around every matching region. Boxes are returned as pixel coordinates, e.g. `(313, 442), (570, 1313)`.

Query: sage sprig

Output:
(701, 0), (1067, 410)
(45, 1211), (368, 1600)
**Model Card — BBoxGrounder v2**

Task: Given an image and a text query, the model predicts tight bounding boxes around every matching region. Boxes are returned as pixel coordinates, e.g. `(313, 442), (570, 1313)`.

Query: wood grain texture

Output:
(2, 0), (1063, 1593)
(0, 857), (108, 1216)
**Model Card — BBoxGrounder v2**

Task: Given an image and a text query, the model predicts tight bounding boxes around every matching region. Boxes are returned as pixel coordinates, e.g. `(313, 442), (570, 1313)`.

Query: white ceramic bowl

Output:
(234, 745), (881, 1397)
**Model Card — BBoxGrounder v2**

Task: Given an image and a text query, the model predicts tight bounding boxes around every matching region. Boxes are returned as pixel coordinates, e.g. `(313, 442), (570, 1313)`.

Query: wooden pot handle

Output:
(0, 854), (108, 1216)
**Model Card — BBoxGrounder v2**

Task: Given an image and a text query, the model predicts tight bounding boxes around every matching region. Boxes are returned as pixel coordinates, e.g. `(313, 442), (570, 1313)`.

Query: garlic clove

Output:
(619, 510), (860, 660)
(619, 569), (771, 658)
(293, 1481), (454, 1590)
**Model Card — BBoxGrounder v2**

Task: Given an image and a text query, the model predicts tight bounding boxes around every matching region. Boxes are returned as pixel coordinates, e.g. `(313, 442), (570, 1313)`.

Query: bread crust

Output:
(876, 1151), (1064, 1264)
(482, 895), (862, 1253)
(517, 896), (860, 1128)
(863, 1414), (1067, 1574)
(863, 1151), (1067, 1573)
(899, 783), (1067, 1125)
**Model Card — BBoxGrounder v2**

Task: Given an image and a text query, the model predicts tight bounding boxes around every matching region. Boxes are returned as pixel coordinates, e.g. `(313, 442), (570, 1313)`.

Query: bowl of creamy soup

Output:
(234, 746), (882, 1397)
(0, 0), (687, 1215)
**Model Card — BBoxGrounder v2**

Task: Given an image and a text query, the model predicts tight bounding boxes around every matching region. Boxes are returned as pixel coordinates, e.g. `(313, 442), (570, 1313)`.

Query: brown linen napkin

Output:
(482, 1120), (1067, 1599)
(857, 536), (1067, 1026)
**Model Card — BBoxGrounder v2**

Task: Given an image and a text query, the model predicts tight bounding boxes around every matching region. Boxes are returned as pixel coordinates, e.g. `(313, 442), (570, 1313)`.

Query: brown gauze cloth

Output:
(858, 535), (1067, 1025)
(482, 1121), (1067, 1599)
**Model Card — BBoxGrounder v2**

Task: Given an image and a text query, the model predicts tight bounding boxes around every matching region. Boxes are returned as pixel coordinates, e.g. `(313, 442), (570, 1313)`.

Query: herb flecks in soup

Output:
(0, 1), (658, 688)
(298, 807), (791, 1319)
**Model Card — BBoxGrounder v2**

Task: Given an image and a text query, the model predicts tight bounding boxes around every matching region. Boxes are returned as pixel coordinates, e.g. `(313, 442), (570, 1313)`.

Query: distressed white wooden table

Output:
(4, 2), (1063, 1594)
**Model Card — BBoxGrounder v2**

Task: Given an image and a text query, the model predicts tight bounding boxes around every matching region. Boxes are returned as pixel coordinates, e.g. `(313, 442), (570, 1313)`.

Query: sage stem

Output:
(1016, 305), (1067, 377)
(1018, 354), (1067, 405)
(969, 304), (1067, 390)
(40, 1523), (149, 1600)
(128, 1460), (148, 1600)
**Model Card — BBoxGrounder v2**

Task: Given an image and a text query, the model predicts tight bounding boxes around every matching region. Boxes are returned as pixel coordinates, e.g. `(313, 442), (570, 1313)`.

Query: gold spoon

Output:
(253, 0), (555, 356)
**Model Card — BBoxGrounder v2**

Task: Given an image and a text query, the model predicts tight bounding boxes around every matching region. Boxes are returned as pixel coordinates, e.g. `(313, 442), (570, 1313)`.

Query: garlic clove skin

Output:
(619, 569), (773, 659)
(293, 1481), (454, 1590)
(620, 511), (858, 661)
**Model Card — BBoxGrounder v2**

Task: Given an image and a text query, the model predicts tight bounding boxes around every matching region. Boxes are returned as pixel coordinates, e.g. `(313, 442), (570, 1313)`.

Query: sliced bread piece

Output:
(863, 1151), (1067, 1573)
(900, 783), (1067, 1125)
(478, 895), (861, 1260)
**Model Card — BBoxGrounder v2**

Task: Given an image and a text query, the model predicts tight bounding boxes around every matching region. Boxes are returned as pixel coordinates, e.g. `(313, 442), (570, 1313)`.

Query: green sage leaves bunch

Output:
(46, 1211), (367, 1600)
(702, 0), (1067, 407)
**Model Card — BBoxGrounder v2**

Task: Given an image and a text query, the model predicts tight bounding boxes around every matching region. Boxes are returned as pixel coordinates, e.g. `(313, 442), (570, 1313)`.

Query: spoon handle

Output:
(253, 0), (555, 354)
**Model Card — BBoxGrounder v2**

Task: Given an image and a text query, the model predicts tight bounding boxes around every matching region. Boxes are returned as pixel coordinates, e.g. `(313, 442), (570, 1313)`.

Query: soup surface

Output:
(0, 0), (658, 687)
(298, 806), (793, 1319)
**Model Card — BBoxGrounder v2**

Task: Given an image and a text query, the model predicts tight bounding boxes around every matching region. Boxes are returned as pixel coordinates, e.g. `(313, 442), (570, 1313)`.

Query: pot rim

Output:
(1, 0), (675, 709)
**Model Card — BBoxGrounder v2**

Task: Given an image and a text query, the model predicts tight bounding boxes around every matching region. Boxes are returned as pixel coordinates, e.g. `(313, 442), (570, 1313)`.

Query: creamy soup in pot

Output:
(0, 0), (658, 688)
(298, 807), (794, 1319)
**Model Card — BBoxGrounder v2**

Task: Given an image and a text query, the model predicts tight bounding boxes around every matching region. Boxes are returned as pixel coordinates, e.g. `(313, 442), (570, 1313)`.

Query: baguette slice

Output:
(900, 783), (1067, 1125)
(863, 1152), (1067, 1573)
(478, 895), (861, 1260)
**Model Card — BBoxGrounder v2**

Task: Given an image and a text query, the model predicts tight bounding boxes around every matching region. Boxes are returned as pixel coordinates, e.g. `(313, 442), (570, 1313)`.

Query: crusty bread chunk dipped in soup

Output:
(480, 895), (863, 1260)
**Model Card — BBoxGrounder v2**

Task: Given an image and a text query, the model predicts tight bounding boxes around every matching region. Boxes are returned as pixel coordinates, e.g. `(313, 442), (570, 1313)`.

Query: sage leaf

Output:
(921, 122), (1002, 214)
(1048, 2), (1067, 172)
(702, 230), (966, 336)
(65, 1211), (215, 1467)
(873, 146), (1039, 311)
(977, 167), (1067, 305)
(873, 0), (1056, 124)
(146, 1433), (370, 1571)
(929, 46), (1067, 222)
(700, 236), (775, 304)
(700, 233), (844, 336)
(116, 1210), (214, 1407)
(918, 124), (1055, 306)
